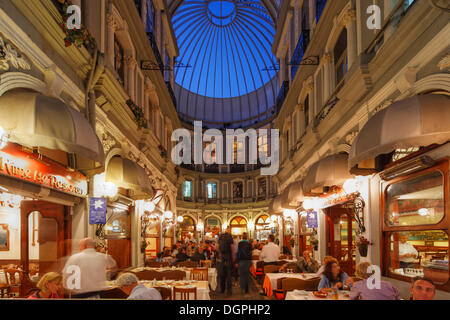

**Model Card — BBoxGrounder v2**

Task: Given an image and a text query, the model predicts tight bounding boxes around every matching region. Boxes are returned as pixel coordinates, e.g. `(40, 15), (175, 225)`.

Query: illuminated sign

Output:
(0, 142), (87, 196)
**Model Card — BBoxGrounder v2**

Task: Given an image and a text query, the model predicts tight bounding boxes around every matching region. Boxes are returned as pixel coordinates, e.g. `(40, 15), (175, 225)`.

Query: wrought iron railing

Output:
(291, 29), (310, 81)
(315, 0), (327, 24)
(146, 32), (164, 76)
(276, 80), (289, 113)
(165, 81), (177, 108)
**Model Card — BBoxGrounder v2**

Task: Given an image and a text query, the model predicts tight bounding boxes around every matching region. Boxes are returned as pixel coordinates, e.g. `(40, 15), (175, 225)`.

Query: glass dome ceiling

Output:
(172, 0), (279, 129)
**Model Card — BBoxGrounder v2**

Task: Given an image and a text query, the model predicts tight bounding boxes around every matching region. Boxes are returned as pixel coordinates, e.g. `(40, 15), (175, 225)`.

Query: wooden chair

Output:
(251, 255), (260, 260)
(264, 265), (280, 274)
(281, 277), (321, 292)
(173, 287), (197, 300)
(161, 270), (186, 281)
(190, 268), (208, 281)
(255, 261), (265, 283)
(154, 286), (172, 300)
(200, 260), (212, 268)
(176, 261), (198, 268)
(134, 270), (163, 281)
(4, 269), (23, 297)
(273, 277), (289, 300)
(279, 254), (287, 259)
(146, 260), (169, 268)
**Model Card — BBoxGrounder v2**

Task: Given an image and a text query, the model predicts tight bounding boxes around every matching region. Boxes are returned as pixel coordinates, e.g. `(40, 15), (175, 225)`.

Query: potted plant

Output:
(310, 236), (319, 251)
(356, 236), (371, 257)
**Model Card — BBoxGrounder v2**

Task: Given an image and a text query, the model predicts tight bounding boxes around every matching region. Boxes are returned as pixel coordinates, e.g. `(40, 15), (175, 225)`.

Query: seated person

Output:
(410, 277), (435, 300)
(350, 262), (401, 300)
(190, 247), (206, 262)
(279, 250), (320, 273)
(316, 256), (337, 275)
(318, 260), (354, 291)
(175, 247), (190, 262)
(116, 273), (162, 300)
(27, 272), (62, 299)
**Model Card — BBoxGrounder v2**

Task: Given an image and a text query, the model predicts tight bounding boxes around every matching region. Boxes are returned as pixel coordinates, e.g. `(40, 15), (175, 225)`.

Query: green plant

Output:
(126, 99), (147, 129)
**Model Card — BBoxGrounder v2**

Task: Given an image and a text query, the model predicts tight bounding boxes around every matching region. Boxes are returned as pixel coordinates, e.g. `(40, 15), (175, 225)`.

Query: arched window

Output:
(183, 180), (192, 198)
(207, 182), (217, 199)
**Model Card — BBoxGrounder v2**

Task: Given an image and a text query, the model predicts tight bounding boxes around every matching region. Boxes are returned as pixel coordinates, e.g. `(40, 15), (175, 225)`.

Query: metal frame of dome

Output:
(171, 0), (279, 129)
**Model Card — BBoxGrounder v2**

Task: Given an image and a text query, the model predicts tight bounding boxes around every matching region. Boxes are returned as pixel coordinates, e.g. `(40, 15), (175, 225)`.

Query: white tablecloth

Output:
(266, 273), (319, 291)
(285, 290), (351, 300)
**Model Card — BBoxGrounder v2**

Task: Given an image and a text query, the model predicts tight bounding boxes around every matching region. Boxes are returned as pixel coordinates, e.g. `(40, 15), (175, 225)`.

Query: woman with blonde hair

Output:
(27, 272), (62, 299)
(350, 262), (401, 300)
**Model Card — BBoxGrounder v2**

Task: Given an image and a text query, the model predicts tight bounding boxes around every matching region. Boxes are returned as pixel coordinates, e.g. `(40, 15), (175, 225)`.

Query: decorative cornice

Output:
(438, 54), (450, 71)
(0, 34), (31, 71)
(341, 10), (356, 26)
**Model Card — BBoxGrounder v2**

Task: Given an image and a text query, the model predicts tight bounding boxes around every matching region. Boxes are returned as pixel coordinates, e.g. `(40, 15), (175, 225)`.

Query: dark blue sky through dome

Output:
(172, 0), (279, 128)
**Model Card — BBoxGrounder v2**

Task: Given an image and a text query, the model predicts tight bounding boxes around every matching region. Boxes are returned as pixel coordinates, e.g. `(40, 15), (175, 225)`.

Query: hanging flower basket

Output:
(356, 236), (371, 257)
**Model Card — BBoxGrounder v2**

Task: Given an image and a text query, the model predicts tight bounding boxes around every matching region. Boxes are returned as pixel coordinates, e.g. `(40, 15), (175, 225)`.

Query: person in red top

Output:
(28, 272), (62, 299)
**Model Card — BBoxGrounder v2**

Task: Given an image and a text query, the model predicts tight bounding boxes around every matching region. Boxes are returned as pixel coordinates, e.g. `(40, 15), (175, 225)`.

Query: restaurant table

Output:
(130, 267), (217, 291)
(263, 273), (319, 299)
(285, 290), (351, 300)
(104, 279), (210, 300)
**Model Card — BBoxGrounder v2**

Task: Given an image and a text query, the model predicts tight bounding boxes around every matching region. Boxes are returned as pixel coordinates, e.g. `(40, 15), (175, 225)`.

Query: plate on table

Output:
(313, 291), (328, 298)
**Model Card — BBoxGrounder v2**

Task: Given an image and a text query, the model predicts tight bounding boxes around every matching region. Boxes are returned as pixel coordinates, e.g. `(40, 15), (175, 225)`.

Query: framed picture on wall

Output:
(0, 224), (9, 251)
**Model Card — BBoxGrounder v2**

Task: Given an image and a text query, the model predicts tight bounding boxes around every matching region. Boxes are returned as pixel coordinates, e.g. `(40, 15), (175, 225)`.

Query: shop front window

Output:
(385, 170), (445, 227)
(388, 230), (448, 285)
(104, 207), (130, 239)
(383, 161), (449, 289)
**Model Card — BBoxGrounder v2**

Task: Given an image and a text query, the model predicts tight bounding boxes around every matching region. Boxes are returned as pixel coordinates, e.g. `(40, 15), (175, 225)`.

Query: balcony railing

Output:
(291, 29), (310, 81)
(165, 81), (177, 108)
(316, 0), (327, 24)
(146, 32), (164, 76)
(276, 80), (289, 113)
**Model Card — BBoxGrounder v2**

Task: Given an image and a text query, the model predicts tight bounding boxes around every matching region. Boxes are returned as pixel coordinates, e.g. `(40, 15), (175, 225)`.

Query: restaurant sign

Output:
(306, 211), (318, 228)
(0, 142), (87, 196)
(320, 192), (355, 209)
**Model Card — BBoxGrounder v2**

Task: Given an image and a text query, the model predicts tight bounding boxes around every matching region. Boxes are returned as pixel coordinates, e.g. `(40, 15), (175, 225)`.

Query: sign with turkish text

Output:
(307, 211), (318, 228)
(0, 142), (87, 196)
(89, 197), (107, 224)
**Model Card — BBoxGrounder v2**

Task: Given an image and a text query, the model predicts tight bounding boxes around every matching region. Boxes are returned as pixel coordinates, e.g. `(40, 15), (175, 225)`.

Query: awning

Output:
(105, 156), (153, 200)
(0, 91), (104, 174)
(280, 180), (304, 209)
(349, 94), (450, 172)
(268, 196), (283, 215)
(303, 153), (353, 193)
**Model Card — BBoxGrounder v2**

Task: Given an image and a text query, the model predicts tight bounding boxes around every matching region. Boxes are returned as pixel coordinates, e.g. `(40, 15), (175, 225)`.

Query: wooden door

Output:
(326, 206), (356, 276)
(20, 200), (70, 296)
(107, 239), (130, 270)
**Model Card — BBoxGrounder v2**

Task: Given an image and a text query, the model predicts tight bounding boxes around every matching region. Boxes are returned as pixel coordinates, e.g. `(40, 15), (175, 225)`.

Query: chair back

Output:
(161, 270), (186, 281)
(200, 260), (212, 268)
(4, 269), (23, 285)
(190, 268), (208, 281)
(176, 261), (199, 268)
(173, 287), (197, 300)
(281, 277), (321, 292)
(154, 286), (172, 300)
(279, 255), (287, 259)
(134, 270), (163, 281)
(264, 265), (280, 274)
(251, 255), (259, 260)
(146, 260), (169, 268)
(255, 261), (265, 270)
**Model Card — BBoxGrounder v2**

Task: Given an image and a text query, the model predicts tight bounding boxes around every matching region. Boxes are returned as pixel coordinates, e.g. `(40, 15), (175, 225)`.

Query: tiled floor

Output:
(212, 277), (270, 300)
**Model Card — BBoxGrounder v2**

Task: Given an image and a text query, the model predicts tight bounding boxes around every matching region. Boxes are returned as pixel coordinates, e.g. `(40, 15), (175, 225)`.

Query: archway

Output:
(229, 216), (247, 238)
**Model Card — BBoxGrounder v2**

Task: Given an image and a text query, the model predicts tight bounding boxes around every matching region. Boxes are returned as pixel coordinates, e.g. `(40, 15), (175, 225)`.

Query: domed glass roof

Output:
(172, 0), (279, 128)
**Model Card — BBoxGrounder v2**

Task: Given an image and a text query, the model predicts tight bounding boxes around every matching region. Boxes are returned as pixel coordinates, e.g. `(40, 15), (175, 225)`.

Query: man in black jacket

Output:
(237, 232), (253, 294)
(217, 226), (234, 296)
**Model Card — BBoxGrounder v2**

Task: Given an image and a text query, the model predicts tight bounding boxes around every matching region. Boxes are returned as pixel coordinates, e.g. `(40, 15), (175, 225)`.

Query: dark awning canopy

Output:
(349, 94), (450, 173)
(303, 153), (353, 194)
(0, 91), (104, 175)
(280, 180), (304, 209)
(105, 156), (153, 200)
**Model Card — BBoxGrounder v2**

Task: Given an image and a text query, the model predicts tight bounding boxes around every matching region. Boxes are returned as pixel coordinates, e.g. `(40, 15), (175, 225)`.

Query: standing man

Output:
(237, 232), (252, 295)
(398, 232), (419, 269)
(217, 226), (234, 296)
(63, 238), (117, 298)
(259, 234), (280, 266)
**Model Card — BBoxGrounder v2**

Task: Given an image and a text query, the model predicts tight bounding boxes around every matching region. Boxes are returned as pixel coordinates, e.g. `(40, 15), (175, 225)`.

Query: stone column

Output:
(106, 14), (119, 70)
(321, 53), (332, 105)
(342, 10), (357, 69)
(125, 55), (137, 101)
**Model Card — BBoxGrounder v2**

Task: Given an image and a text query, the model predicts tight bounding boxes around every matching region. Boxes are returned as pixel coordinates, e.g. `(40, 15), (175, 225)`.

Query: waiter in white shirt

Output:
(398, 233), (418, 269)
(63, 238), (117, 298)
(259, 234), (280, 266)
